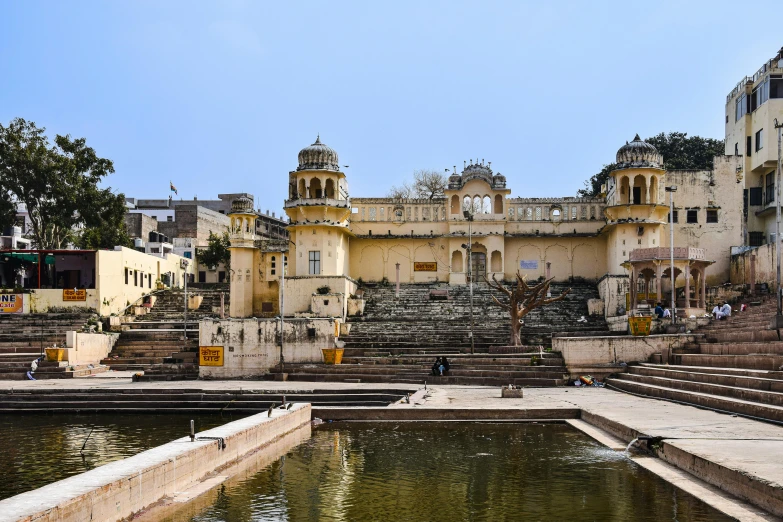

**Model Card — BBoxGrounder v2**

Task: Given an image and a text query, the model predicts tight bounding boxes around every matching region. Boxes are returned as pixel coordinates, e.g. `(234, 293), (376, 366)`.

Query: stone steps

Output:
(677, 354), (783, 370)
(606, 378), (783, 422)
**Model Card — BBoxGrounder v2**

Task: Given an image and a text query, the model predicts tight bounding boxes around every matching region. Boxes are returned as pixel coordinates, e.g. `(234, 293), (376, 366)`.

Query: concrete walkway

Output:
(1, 379), (782, 519)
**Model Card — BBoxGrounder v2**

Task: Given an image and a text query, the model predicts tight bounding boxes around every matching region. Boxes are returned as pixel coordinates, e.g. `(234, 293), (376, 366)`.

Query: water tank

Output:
(134, 238), (144, 248)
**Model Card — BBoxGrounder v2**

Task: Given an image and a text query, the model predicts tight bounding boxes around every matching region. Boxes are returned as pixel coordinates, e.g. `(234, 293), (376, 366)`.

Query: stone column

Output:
(656, 262), (663, 302)
(629, 267), (636, 311)
(750, 254), (756, 295)
(395, 263), (400, 299)
(701, 269), (707, 309)
(684, 263), (691, 309)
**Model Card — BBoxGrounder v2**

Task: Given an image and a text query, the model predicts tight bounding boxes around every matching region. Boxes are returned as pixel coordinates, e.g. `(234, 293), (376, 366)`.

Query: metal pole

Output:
(775, 119), (783, 320)
(280, 265), (285, 374)
(669, 187), (676, 324)
(468, 217), (474, 355)
(395, 262), (400, 299)
(183, 264), (188, 342)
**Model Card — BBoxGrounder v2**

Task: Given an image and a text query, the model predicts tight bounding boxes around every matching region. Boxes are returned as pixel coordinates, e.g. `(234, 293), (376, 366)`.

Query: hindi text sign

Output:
(414, 262), (437, 272)
(199, 346), (224, 366)
(519, 260), (539, 270)
(63, 289), (87, 301)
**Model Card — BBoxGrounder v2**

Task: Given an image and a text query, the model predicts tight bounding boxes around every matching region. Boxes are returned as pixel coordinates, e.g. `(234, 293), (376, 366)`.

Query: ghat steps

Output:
(0, 313), (102, 380)
(0, 387), (407, 412)
(608, 296), (783, 422)
(274, 282), (609, 385)
(103, 289), (227, 379)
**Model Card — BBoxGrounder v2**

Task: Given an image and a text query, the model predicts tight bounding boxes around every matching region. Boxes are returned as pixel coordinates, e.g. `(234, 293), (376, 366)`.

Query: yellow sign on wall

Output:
(414, 262), (437, 272)
(63, 289), (87, 301)
(199, 346), (224, 366)
(0, 294), (23, 314)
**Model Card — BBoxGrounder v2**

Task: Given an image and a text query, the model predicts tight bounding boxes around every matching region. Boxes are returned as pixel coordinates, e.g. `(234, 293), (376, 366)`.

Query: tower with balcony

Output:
(228, 195), (257, 317)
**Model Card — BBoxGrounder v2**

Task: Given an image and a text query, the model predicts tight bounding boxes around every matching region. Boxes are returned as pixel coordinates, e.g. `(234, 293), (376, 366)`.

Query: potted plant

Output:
(316, 285), (331, 295)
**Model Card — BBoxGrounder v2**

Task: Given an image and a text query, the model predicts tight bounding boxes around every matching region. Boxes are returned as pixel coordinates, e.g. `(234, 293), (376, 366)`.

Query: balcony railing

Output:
(629, 247), (706, 262)
(284, 197), (349, 208)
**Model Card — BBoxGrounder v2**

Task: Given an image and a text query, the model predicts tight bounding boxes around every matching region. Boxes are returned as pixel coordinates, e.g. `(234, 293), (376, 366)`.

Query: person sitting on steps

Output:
(712, 301), (732, 320)
(654, 302), (665, 318)
(431, 357), (442, 376)
(440, 357), (450, 376)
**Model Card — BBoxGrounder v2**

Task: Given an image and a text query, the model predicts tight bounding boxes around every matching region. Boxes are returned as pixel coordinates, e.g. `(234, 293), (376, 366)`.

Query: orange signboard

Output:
(0, 294), (23, 314)
(63, 289), (87, 301)
(199, 346), (224, 366)
(414, 262), (437, 272)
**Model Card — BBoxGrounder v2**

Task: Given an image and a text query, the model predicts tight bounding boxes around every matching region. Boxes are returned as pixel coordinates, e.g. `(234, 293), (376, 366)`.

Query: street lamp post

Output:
(182, 260), (189, 342)
(280, 262), (286, 375)
(773, 119), (783, 329)
(463, 209), (475, 354)
(665, 186), (677, 323)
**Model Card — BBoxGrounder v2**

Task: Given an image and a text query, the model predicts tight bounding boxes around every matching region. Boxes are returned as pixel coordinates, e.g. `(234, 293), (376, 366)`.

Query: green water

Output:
(0, 412), (246, 500)
(165, 422), (731, 522)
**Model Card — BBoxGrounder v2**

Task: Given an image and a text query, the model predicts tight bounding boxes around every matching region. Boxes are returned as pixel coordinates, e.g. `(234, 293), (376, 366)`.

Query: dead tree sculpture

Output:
(485, 272), (571, 347)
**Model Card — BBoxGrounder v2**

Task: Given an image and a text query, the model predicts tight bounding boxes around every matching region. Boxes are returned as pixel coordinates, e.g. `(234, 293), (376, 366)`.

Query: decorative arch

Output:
(482, 195), (491, 214)
(324, 178), (335, 198)
(516, 244), (543, 278)
(619, 176), (630, 204)
(490, 250), (502, 273)
(572, 243), (599, 279)
(472, 196), (481, 214)
(649, 175), (659, 204)
(544, 244), (570, 281)
(298, 178), (306, 198)
(632, 174), (647, 204)
(309, 178), (322, 198)
(451, 250), (464, 273)
(451, 195), (460, 215)
(551, 207), (562, 221)
(493, 194), (503, 214)
(387, 244), (412, 282)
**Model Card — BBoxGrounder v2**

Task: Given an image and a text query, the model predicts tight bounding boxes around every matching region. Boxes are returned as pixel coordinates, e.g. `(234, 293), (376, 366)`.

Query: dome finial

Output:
(633, 133), (641, 141)
(315, 133), (321, 144)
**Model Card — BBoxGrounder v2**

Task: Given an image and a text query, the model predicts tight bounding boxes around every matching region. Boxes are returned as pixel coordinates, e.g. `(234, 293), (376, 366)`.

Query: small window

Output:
(198, 271), (206, 282)
(747, 136), (752, 156)
(124, 268), (129, 285)
(184, 251), (192, 259)
(271, 256), (276, 276)
(686, 210), (698, 223)
(767, 173), (775, 204)
(167, 216), (173, 222)
(749, 187), (763, 206)
(218, 271), (226, 282)
(307, 327), (316, 338)
(749, 231), (765, 247)
(667, 210), (679, 223)
(756, 129), (764, 151)
(707, 210), (718, 223)
(308, 251), (321, 275)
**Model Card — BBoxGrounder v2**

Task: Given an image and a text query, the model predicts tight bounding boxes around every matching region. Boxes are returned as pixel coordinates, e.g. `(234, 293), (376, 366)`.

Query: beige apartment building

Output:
(725, 46), (783, 245)
(230, 134), (743, 321)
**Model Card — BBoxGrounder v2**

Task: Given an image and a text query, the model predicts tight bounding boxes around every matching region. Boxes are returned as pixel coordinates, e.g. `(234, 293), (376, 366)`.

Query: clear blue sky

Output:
(1, 1), (781, 215)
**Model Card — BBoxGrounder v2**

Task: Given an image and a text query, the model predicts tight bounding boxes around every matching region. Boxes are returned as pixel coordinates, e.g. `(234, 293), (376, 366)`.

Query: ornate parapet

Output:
(629, 247), (706, 262)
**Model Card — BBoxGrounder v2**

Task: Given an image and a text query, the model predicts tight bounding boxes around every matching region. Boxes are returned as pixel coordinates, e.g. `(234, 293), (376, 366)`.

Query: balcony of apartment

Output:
(284, 197), (350, 209)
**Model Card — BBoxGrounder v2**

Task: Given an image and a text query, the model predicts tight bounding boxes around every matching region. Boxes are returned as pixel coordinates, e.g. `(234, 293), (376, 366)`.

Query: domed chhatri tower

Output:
(285, 136), (351, 281)
(603, 135), (669, 275)
(228, 195), (258, 317)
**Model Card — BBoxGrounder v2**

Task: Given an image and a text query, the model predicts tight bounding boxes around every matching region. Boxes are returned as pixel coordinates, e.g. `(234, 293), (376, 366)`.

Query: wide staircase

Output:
(607, 295), (783, 423)
(0, 313), (104, 380)
(102, 289), (227, 380)
(273, 281), (610, 386)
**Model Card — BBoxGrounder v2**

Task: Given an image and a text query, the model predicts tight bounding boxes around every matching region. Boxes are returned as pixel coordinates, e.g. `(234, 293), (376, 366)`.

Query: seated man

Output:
(654, 303), (665, 318)
(712, 302), (731, 320)
(662, 307), (671, 318)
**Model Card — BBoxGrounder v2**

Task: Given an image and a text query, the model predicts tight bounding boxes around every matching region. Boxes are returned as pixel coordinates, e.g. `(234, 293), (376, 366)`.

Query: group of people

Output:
(712, 301), (732, 320)
(431, 357), (450, 376)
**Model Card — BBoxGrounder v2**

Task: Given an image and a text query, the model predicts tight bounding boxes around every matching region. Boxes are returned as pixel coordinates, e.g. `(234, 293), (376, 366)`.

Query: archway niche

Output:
(551, 208), (562, 221)
(632, 175), (647, 204)
(451, 195), (460, 215)
(451, 250), (463, 272)
(482, 196), (491, 214)
(472, 196), (481, 214)
(324, 178), (335, 198)
(309, 178), (323, 198)
(649, 175), (659, 204)
(298, 179), (306, 198)
(619, 176), (630, 204)
(490, 250), (502, 273)
(494, 194), (503, 214)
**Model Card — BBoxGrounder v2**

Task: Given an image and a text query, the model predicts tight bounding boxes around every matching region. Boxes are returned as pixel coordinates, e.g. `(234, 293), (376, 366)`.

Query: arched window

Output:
(472, 196), (481, 214)
(493, 194), (503, 214)
(482, 196), (491, 214)
(298, 179), (306, 198)
(451, 195), (460, 215)
(551, 208), (561, 221)
(325, 178), (335, 199)
(310, 178), (323, 199)
(451, 250), (464, 272)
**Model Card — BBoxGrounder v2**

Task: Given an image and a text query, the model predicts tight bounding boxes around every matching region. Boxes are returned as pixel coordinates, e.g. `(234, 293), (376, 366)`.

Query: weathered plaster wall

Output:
(199, 318), (335, 379)
(62, 332), (118, 365)
(731, 243), (777, 288)
(555, 334), (700, 367)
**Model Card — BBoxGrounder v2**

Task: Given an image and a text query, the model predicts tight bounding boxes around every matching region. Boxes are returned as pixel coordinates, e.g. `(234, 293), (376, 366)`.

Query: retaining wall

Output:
(0, 404), (310, 522)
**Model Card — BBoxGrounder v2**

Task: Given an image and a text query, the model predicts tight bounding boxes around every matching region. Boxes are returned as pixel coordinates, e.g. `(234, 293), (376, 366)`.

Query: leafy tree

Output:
(75, 192), (133, 249)
(0, 117), (127, 249)
(577, 132), (725, 197)
(197, 231), (231, 271)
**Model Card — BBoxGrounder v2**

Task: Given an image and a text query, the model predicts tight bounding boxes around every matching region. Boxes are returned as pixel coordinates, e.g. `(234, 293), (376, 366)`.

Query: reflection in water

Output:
(0, 412), (245, 500)
(164, 423), (731, 522)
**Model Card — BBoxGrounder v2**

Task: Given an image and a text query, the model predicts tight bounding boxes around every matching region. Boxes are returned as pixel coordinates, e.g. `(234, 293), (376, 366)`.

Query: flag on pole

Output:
(170, 181), (178, 195)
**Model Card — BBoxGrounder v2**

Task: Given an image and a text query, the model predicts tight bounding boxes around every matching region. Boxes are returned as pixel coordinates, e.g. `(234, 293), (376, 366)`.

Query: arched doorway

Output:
(470, 243), (487, 282)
